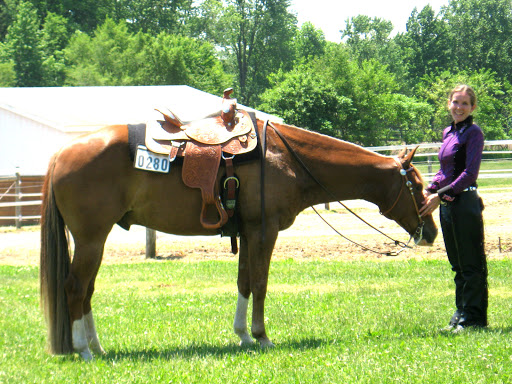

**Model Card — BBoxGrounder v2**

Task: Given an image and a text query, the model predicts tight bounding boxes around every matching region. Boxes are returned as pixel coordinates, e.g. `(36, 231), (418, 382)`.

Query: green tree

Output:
(293, 22), (326, 62)
(0, 0), (17, 40)
(397, 5), (450, 85)
(2, 0), (43, 86)
(442, 0), (512, 84)
(64, 19), (147, 86)
(259, 64), (352, 137)
(40, 12), (69, 86)
(0, 60), (16, 86)
(187, 0), (224, 43)
(64, 18), (229, 93)
(341, 14), (408, 89)
(115, 0), (194, 34)
(217, 0), (297, 106)
(341, 15), (393, 63)
(29, 0), (112, 34)
(137, 32), (230, 94)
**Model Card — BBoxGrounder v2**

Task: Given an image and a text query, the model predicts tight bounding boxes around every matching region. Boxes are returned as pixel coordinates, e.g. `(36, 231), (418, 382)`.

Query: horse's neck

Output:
(269, 123), (396, 208)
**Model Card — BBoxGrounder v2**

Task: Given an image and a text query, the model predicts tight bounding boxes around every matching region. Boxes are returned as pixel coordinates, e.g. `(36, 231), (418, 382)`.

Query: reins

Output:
(261, 120), (424, 256)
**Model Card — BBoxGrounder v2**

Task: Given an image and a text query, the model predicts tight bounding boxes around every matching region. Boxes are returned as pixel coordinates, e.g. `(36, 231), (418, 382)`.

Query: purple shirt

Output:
(429, 116), (484, 196)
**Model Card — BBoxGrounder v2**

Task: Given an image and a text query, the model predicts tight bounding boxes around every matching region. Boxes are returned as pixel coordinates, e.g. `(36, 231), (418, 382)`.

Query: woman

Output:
(420, 84), (487, 332)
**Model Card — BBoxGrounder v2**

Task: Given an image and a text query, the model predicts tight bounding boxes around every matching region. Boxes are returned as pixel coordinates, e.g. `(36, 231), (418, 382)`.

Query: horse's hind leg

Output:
(83, 274), (106, 355)
(64, 239), (105, 360)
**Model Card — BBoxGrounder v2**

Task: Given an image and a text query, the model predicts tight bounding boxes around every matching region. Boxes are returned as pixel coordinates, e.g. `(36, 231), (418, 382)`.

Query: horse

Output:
(40, 118), (437, 361)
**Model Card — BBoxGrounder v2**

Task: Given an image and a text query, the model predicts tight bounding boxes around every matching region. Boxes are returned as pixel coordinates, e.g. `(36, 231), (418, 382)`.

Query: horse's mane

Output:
(271, 121), (387, 160)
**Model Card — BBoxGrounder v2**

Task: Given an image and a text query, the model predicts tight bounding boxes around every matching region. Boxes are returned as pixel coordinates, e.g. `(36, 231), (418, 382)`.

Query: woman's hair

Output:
(449, 84), (477, 106)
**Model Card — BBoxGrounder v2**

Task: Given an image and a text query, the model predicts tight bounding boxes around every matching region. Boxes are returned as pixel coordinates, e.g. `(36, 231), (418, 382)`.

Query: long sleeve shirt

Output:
(427, 116), (484, 201)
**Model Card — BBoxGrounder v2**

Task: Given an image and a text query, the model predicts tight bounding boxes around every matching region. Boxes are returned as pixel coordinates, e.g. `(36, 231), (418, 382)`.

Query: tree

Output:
(293, 22), (326, 62)
(64, 18), (230, 93)
(114, 0), (194, 35)
(397, 5), (450, 84)
(0, 60), (16, 86)
(0, 0), (17, 40)
(217, 0), (297, 106)
(40, 12), (69, 86)
(258, 64), (352, 137)
(137, 32), (231, 94)
(2, 1), (44, 86)
(442, 0), (512, 84)
(64, 18), (146, 86)
(341, 15), (393, 63)
(341, 14), (408, 89)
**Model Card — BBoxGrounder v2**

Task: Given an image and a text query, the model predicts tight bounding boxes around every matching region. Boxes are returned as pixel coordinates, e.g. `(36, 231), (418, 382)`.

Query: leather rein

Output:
(259, 120), (424, 256)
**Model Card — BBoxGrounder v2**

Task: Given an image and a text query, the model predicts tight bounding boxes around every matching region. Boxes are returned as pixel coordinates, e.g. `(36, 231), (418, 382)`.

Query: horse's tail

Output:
(40, 156), (73, 354)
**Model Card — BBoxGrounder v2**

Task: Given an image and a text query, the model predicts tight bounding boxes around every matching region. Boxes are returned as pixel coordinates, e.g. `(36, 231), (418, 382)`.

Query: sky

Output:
(289, 0), (450, 42)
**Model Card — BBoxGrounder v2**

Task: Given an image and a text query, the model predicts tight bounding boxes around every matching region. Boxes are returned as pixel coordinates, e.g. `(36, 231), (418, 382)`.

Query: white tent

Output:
(0, 85), (280, 175)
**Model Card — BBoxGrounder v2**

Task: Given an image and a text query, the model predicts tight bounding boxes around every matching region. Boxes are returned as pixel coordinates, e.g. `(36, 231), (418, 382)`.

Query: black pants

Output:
(440, 190), (488, 327)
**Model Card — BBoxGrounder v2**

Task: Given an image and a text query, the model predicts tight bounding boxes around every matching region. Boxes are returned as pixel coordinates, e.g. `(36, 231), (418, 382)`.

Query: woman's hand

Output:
(420, 191), (441, 217)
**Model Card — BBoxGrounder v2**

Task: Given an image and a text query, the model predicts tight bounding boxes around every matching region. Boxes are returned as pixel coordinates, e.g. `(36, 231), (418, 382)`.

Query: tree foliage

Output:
(216, 0), (297, 105)
(2, 1), (43, 86)
(1, 0), (512, 145)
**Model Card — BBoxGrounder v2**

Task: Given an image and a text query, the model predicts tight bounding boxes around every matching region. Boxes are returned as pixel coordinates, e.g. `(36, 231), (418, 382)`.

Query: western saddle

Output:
(145, 88), (258, 235)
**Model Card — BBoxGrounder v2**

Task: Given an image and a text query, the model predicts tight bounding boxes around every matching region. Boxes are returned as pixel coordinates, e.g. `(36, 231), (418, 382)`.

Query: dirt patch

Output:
(1, 191), (512, 266)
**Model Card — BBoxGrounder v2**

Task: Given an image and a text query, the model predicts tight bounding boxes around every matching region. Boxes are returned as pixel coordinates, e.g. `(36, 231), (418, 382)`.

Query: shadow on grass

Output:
(99, 337), (328, 361)
(63, 327), (512, 361)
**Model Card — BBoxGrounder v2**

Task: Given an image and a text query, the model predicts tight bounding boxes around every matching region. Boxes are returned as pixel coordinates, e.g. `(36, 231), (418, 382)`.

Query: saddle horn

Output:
(221, 88), (237, 127)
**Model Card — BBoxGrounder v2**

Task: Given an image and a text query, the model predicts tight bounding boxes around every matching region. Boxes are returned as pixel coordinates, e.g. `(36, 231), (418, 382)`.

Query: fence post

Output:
(146, 228), (156, 258)
(15, 172), (21, 229)
(427, 156), (432, 175)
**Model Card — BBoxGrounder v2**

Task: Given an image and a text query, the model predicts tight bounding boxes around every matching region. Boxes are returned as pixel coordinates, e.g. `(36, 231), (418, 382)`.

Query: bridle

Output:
(379, 158), (425, 246)
(259, 120), (425, 256)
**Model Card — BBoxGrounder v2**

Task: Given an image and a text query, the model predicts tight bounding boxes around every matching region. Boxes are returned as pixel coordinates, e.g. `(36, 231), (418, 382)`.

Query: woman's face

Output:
(448, 91), (476, 124)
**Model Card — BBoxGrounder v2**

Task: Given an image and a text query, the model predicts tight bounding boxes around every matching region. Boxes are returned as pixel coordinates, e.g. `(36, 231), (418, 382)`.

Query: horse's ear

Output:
(401, 146), (419, 168)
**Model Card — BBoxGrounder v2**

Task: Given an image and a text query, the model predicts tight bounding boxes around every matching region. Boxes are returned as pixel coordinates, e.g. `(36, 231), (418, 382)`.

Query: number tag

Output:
(134, 145), (170, 173)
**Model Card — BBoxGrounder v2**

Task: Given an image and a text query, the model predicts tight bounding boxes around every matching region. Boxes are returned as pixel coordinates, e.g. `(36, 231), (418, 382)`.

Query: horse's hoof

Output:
(238, 335), (255, 347)
(258, 338), (275, 348)
(90, 343), (106, 355)
(79, 349), (93, 361)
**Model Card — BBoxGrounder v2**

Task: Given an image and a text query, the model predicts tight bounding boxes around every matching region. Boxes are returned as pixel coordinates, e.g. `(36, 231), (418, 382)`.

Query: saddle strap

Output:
(224, 156), (238, 254)
(182, 141), (228, 229)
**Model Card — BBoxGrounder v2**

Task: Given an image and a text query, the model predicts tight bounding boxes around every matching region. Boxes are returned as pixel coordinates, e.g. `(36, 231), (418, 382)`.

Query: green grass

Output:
(2, 259), (512, 383)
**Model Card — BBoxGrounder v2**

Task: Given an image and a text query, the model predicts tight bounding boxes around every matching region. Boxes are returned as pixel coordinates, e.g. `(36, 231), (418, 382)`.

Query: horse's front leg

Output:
(234, 237), (254, 345)
(247, 227), (278, 348)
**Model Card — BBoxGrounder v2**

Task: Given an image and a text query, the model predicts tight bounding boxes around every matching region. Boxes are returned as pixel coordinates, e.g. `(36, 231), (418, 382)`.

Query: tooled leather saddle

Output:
(145, 88), (258, 231)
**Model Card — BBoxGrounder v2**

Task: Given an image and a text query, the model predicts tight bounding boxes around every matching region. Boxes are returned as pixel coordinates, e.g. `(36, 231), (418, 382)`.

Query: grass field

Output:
(2, 158), (512, 383)
(2, 258), (512, 383)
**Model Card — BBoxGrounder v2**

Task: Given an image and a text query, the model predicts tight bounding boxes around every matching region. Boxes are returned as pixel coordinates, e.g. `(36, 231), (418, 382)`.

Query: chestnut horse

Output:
(40, 119), (437, 360)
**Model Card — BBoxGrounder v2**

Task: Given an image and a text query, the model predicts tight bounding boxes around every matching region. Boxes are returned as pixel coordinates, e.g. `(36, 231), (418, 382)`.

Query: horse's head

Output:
(380, 147), (438, 246)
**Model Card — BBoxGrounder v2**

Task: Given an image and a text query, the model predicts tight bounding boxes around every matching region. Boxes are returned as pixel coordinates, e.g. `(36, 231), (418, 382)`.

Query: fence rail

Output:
(0, 173), (44, 228)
